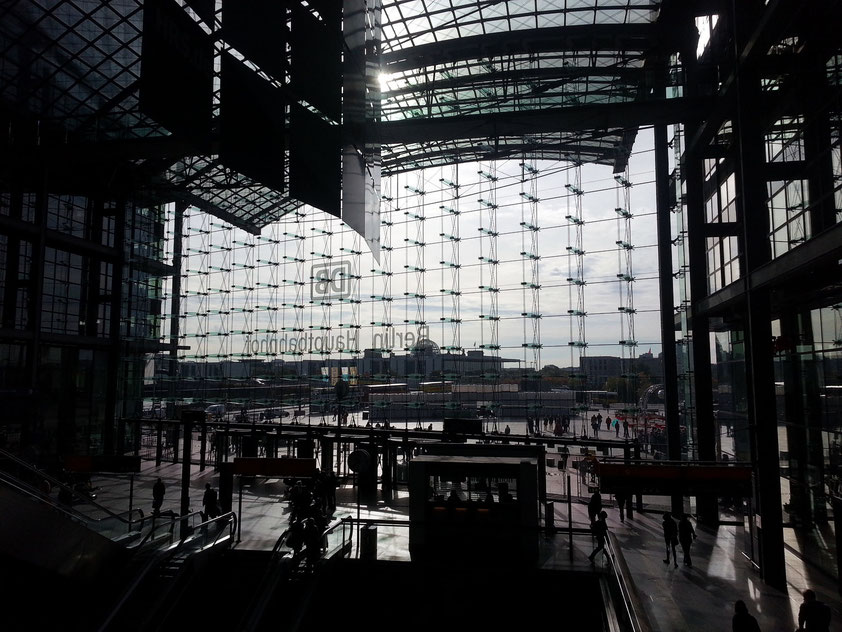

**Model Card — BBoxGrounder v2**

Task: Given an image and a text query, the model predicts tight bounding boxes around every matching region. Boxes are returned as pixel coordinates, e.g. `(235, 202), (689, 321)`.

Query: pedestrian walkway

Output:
(90, 458), (842, 632)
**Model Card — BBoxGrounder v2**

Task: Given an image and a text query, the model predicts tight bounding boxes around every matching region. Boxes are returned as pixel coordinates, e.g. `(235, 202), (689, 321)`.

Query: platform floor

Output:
(89, 458), (842, 632)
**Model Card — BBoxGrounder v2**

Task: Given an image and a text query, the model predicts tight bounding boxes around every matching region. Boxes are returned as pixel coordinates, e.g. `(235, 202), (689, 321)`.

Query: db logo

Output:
(311, 260), (352, 300)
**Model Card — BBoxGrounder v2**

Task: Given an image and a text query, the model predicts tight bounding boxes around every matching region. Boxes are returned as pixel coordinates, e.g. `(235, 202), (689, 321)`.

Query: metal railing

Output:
(0, 467), (145, 541)
(606, 531), (653, 632)
(0, 447), (146, 536)
(239, 516), (352, 632)
(96, 509), (237, 632)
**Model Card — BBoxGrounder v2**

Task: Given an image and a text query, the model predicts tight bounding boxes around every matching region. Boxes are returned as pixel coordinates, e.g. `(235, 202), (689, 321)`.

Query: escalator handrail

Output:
(606, 531), (653, 632)
(271, 527), (292, 556)
(0, 465), (145, 534)
(238, 530), (295, 632)
(97, 539), (182, 632)
(321, 515), (354, 557)
(96, 510), (237, 632)
(0, 470), (91, 526)
(239, 515), (352, 632)
(0, 447), (144, 528)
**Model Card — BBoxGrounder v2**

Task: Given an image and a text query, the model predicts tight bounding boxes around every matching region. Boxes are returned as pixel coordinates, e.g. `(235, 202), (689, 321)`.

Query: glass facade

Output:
(0, 0), (840, 591)
(0, 187), (168, 459)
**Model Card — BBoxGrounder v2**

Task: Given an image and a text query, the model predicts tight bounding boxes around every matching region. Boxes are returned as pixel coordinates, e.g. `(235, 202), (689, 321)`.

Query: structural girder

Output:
(383, 24), (671, 72)
(379, 97), (710, 146)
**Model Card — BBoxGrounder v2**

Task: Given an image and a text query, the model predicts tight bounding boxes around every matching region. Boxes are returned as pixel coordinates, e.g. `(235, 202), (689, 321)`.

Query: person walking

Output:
(623, 418), (630, 438)
(588, 510), (609, 563)
(678, 513), (697, 566)
(613, 417), (620, 437)
(202, 482), (220, 520)
(732, 600), (761, 632)
(559, 445), (569, 470)
(588, 491), (603, 524)
(662, 511), (678, 568)
(152, 477), (165, 514)
(615, 491), (627, 523)
(797, 589), (831, 631)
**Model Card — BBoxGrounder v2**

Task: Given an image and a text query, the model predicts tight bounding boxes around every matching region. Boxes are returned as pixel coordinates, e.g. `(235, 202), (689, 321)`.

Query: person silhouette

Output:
(615, 491), (627, 523)
(678, 513), (697, 566)
(662, 511), (678, 568)
(498, 482), (514, 502)
(202, 482), (219, 520)
(798, 589), (831, 632)
(732, 600), (761, 632)
(588, 510), (609, 563)
(152, 477), (165, 514)
(588, 491), (603, 523)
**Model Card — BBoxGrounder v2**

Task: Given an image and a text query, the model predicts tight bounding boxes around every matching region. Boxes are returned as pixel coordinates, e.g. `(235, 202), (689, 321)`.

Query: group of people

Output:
(661, 511), (696, 567)
(525, 415), (573, 436)
(732, 589), (832, 632)
(285, 470), (340, 568)
(148, 478), (221, 523)
(286, 469), (339, 518)
(585, 412), (630, 439)
(585, 493), (698, 569)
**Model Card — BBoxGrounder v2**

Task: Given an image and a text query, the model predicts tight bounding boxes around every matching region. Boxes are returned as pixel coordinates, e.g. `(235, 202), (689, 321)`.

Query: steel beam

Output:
(383, 24), (668, 72)
(379, 97), (709, 145)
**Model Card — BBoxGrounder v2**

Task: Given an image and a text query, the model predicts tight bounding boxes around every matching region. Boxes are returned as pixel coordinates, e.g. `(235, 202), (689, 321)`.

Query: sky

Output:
(162, 126), (671, 371)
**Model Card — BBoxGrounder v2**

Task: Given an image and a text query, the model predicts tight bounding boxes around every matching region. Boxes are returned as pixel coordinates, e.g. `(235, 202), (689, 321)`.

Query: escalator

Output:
(288, 560), (607, 632)
(0, 479), (180, 632)
(0, 449), (222, 631)
(157, 549), (275, 629)
(156, 526), (315, 631)
(0, 447), (148, 544)
(97, 511), (237, 631)
(254, 521), (648, 632)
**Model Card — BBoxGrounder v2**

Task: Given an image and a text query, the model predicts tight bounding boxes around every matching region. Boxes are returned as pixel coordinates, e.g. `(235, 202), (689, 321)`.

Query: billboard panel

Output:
(140, 0), (213, 143)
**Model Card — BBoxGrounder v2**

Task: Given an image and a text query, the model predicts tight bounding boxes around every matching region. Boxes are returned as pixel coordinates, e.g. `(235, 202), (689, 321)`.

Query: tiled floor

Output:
(90, 458), (842, 632)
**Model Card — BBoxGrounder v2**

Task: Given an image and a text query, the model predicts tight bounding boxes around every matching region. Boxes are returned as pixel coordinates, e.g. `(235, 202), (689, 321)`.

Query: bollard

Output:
(361, 524), (378, 560)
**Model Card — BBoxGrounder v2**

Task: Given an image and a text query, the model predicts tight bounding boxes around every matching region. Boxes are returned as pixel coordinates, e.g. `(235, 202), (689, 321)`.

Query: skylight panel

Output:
(510, 16), (534, 31)
(508, 0), (534, 15)
(599, 9), (627, 24)
(483, 19), (509, 34)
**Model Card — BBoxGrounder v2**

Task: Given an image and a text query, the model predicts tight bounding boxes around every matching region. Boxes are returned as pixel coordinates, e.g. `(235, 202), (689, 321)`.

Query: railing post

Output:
(238, 476), (243, 543)
(567, 474), (573, 559)
(156, 421), (163, 466)
(179, 416), (193, 541)
(128, 473), (134, 533)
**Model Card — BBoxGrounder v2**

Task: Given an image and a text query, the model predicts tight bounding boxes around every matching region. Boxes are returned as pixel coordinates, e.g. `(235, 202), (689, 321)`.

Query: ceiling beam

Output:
(378, 96), (711, 146)
(383, 24), (674, 73)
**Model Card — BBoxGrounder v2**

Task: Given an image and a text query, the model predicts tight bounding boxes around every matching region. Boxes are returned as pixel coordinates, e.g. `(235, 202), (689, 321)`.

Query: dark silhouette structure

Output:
(0, 4), (840, 624)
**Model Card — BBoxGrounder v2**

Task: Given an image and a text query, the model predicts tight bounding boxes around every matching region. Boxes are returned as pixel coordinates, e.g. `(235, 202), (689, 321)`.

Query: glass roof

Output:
(381, 1), (656, 52)
(0, 0), (664, 231)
